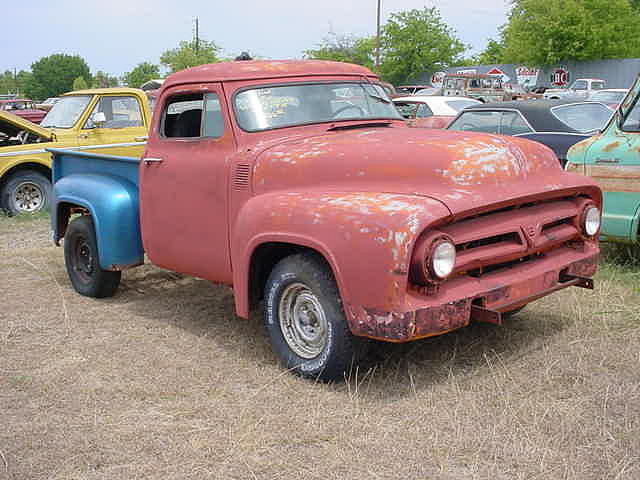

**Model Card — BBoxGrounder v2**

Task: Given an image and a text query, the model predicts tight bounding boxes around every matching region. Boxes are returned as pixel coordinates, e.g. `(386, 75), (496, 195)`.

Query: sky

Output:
(5, 0), (510, 77)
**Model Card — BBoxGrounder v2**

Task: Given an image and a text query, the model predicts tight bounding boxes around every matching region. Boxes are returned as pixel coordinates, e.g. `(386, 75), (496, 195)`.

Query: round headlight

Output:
(583, 206), (601, 236)
(431, 240), (456, 279)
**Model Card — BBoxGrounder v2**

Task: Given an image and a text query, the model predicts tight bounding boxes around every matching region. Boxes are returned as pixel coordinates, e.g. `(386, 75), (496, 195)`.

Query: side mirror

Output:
(92, 112), (106, 127)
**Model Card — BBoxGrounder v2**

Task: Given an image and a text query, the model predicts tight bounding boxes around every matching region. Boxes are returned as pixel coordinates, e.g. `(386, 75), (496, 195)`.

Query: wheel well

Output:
(0, 162), (51, 190)
(248, 242), (331, 311)
(54, 202), (90, 243)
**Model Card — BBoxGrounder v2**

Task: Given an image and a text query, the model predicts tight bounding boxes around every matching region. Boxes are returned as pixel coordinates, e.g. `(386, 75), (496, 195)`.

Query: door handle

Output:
(595, 157), (619, 164)
(143, 157), (163, 165)
(78, 133), (89, 139)
(135, 136), (148, 142)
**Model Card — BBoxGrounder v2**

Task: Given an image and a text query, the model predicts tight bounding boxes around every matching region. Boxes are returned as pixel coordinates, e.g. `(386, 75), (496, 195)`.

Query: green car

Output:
(566, 77), (640, 243)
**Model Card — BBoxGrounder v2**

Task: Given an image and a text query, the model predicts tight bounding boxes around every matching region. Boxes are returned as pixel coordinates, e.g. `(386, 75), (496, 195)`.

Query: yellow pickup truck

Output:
(0, 88), (150, 215)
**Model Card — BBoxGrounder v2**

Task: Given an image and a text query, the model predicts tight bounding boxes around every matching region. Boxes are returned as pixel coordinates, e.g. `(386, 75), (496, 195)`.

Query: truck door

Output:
(139, 84), (235, 283)
(585, 88), (640, 240)
(77, 94), (148, 157)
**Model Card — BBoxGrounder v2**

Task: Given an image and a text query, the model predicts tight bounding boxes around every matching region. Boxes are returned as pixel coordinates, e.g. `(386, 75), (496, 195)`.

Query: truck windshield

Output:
(41, 95), (93, 128)
(234, 82), (401, 131)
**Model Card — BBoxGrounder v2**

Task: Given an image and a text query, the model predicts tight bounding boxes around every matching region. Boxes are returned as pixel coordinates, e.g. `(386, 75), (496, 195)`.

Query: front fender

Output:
(53, 173), (143, 270)
(231, 191), (451, 328)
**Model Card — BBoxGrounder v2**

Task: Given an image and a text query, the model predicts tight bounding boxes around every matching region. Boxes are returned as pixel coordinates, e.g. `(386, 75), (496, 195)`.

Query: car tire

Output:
(1, 170), (51, 216)
(64, 215), (121, 298)
(264, 253), (358, 381)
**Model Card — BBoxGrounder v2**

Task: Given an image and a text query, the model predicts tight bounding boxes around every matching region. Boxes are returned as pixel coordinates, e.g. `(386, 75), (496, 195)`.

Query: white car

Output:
(393, 95), (482, 128)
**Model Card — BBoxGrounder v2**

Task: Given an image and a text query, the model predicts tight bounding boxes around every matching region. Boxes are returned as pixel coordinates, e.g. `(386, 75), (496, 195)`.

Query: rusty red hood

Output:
(252, 127), (599, 217)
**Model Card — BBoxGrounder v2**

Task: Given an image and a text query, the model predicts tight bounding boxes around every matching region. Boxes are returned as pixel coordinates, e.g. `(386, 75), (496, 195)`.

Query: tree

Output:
(122, 62), (160, 88)
(92, 71), (119, 88)
(476, 38), (507, 65)
(378, 8), (468, 85)
(160, 39), (220, 74)
(25, 54), (91, 100)
(304, 33), (376, 69)
(72, 76), (89, 91)
(0, 70), (32, 95)
(502, 0), (640, 66)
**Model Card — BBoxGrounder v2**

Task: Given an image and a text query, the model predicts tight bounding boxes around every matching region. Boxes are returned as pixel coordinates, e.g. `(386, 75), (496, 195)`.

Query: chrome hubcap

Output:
(13, 181), (44, 213)
(278, 282), (328, 359)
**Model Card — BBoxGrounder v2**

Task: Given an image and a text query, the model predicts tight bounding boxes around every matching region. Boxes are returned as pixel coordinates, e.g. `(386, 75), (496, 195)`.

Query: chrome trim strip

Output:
(0, 141), (146, 159)
(0, 149), (46, 158)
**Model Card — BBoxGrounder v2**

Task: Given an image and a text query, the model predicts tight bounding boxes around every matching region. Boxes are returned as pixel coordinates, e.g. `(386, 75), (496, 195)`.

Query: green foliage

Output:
(160, 39), (220, 74)
(502, 0), (640, 65)
(378, 8), (468, 85)
(72, 76), (89, 91)
(92, 71), (119, 88)
(304, 33), (376, 69)
(0, 70), (32, 96)
(476, 38), (507, 65)
(25, 54), (91, 100)
(123, 62), (160, 88)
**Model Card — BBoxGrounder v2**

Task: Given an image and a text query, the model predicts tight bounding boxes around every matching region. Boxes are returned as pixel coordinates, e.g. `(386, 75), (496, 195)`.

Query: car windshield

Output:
(445, 99), (479, 112)
(234, 82), (401, 131)
(590, 91), (626, 103)
(41, 95), (93, 128)
(551, 103), (613, 133)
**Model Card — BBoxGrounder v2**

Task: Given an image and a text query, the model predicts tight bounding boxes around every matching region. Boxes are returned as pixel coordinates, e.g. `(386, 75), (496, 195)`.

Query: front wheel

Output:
(64, 215), (121, 298)
(264, 253), (357, 381)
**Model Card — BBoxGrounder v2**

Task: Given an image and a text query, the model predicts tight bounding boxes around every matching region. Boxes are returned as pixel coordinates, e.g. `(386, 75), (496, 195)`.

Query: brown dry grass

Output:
(1, 216), (638, 479)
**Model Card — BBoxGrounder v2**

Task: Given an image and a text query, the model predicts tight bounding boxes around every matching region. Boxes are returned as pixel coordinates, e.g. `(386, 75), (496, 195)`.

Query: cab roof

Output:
(163, 60), (378, 89)
(62, 87), (145, 96)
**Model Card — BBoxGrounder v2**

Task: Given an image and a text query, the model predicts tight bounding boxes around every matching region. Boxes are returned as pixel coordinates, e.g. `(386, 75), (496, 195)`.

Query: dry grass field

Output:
(1, 215), (639, 479)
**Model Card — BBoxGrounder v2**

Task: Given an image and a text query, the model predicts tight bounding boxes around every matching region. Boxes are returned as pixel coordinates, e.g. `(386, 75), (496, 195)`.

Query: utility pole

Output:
(194, 17), (199, 54)
(375, 0), (381, 68)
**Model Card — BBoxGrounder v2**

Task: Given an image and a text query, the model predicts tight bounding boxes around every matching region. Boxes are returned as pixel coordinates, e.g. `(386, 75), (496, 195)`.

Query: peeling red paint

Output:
(142, 60), (601, 343)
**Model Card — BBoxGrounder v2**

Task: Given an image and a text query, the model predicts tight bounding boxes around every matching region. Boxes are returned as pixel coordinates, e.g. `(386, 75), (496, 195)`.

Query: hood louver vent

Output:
(233, 164), (251, 190)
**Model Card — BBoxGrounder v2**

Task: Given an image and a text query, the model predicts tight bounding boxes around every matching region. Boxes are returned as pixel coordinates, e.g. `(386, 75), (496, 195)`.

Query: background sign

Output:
(515, 66), (540, 87)
(550, 67), (570, 87)
(486, 67), (511, 83)
(431, 71), (446, 88)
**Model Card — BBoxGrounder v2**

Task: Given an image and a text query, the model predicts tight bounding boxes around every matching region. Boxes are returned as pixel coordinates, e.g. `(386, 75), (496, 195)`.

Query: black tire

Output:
(1, 170), (51, 216)
(264, 253), (357, 381)
(64, 215), (121, 298)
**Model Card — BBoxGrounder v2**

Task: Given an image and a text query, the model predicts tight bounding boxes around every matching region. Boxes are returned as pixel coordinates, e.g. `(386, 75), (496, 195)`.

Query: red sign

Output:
(551, 67), (570, 87)
(487, 67), (504, 76)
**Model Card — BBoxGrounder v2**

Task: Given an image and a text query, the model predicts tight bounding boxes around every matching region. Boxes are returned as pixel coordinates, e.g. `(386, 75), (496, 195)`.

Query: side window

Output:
(84, 96), (143, 129)
(572, 80), (588, 91)
(621, 99), (640, 132)
(416, 103), (434, 118)
(163, 92), (224, 139)
(500, 111), (533, 135)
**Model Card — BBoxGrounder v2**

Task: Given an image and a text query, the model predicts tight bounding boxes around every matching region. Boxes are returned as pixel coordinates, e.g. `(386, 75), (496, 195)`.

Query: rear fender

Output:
(53, 173), (143, 270)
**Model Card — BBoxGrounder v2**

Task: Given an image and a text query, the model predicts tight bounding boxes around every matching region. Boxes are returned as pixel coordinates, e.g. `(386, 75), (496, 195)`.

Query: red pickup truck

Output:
(50, 60), (601, 381)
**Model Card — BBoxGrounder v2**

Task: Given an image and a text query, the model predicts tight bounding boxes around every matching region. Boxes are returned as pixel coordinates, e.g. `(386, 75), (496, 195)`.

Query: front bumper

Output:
(349, 244), (598, 342)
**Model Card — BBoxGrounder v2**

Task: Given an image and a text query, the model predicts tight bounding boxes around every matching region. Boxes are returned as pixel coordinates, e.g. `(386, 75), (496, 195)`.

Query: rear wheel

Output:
(264, 253), (358, 381)
(64, 215), (121, 298)
(1, 170), (51, 215)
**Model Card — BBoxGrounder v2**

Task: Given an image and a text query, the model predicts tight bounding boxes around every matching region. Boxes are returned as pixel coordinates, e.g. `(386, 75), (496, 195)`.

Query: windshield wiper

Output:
(367, 93), (391, 104)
